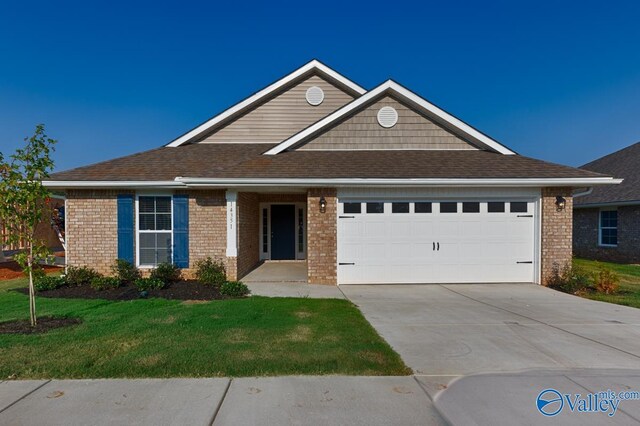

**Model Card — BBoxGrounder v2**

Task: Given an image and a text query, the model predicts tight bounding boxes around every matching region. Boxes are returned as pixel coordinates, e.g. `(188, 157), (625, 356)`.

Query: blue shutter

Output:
(172, 195), (189, 268)
(117, 194), (134, 264)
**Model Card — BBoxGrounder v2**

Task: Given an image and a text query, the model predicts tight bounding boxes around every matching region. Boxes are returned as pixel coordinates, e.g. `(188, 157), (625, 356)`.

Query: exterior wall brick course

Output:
(541, 187), (573, 285)
(307, 188), (337, 285)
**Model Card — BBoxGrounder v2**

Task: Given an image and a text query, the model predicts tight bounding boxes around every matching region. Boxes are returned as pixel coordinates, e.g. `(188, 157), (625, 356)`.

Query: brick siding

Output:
(236, 192), (260, 279)
(541, 187), (573, 284)
(574, 205), (640, 263)
(66, 190), (123, 274)
(307, 188), (337, 285)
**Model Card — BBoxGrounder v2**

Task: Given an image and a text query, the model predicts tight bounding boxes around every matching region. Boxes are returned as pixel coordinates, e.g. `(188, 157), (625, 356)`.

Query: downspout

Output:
(572, 187), (593, 198)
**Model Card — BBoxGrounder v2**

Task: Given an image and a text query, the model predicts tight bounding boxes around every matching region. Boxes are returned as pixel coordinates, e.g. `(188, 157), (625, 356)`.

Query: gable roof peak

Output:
(166, 59), (366, 148)
(264, 79), (517, 156)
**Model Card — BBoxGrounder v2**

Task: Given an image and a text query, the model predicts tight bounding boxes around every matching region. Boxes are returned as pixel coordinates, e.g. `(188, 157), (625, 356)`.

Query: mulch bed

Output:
(0, 261), (60, 281)
(0, 316), (82, 334)
(17, 280), (225, 301)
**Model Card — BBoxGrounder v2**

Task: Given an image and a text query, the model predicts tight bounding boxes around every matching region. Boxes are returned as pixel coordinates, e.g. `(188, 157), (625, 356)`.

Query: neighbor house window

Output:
(599, 209), (618, 246)
(138, 196), (172, 266)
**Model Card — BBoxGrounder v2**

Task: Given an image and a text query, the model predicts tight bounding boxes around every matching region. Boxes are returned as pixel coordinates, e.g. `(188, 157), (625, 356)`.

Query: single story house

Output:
(574, 142), (638, 263)
(44, 60), (620, 285)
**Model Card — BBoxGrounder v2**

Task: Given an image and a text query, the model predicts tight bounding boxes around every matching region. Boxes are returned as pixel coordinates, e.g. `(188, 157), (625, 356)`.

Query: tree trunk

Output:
(28, 247), (36, 327)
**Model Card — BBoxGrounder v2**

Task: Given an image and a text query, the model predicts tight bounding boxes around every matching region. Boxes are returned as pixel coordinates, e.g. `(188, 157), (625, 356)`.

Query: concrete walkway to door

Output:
(341, 284), (640, 376)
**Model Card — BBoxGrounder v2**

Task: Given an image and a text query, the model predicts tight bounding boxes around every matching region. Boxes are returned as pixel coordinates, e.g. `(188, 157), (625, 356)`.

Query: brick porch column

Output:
(307, 188), (337, 285)
(541, 187), (573, 285)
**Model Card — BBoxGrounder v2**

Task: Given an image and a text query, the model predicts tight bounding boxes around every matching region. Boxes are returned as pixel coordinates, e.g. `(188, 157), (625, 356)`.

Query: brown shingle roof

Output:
(49, 144), (606, 182)
(576, 142), (640, 205)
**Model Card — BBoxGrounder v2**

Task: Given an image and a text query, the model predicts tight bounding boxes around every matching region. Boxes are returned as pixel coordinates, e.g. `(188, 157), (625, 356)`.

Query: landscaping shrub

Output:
(34, 275), (66, 292)
(547, 262), (591, 294)
(134, 277), (166, 291)
(220, 281), (250, 297)
(150, 263), (181, 285)
(195, 257), (226, 287)
(65, 266), (101, 286)
(111, 259), (141, 284)
(593, 267), (619, 294)
(90, 276), (122, 291)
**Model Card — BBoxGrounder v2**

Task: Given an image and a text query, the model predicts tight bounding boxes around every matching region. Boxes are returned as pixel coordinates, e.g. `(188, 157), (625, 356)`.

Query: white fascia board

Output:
(176, 177), (622, 188)
(166, 60), (366, 148)
(42, 181), (186, 189)
(264, 80), (517, 156)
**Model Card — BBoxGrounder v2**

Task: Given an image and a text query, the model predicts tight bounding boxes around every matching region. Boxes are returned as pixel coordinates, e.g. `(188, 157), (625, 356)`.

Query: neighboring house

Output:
(574, 142), (639, 263)
(44, 60), (619, 285)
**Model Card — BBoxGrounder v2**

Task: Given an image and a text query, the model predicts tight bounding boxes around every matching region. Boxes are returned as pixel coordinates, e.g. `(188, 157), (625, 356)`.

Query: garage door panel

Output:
(338, 199), (536, 284)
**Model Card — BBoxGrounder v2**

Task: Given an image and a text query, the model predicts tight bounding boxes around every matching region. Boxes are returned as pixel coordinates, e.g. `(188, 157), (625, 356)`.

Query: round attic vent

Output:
(377, 106), (398, 128)
(305, 86), (324, 106)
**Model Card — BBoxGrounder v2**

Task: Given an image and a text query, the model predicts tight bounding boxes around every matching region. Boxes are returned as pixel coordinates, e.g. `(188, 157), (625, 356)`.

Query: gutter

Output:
(572, 187), (593, 198)
(42, 177), (623, 189)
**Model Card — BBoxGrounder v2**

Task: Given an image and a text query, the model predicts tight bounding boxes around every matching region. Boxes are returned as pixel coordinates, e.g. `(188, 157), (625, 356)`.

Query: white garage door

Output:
(337, 199), (536, 284)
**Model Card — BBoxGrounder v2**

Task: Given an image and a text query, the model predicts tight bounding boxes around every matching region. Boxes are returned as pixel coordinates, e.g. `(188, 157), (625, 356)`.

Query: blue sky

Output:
(1, 0), (639, 171)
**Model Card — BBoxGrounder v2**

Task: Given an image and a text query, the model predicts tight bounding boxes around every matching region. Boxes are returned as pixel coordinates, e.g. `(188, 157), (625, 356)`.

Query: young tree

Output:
(0, 125), (57, 326)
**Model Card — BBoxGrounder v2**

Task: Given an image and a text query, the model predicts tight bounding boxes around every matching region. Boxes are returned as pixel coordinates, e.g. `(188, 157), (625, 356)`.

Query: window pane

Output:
(262, 208), (268, 253)
(139, 197), (155, 213)
(140, 249), (156, 265)
(298, 208), (304, 253)
(366, 202), (384, 214)
(139, 214), (155, 230)
(601, 211), (617, 228)
(156, 214), (172, 231)
(155, 197), (171, 213)
(156, 249), (172, 264)
(510, 202), (528, 213)
(343, 203), (362, 214)
(601, 228), (618, 245)
(414, 202), (432, 213)
(463, 202), (480, 213)
(156, 234), (172, 249)
(392, 202), (409, 213)
(139, 233), (156, 248)
(487, 202), (505, 213)
(440, 202), (457, 213)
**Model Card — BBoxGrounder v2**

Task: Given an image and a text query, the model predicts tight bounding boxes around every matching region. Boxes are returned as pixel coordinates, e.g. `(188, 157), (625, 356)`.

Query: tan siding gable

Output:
(197, 75), (355, 144)
(297, 96), (479, 151)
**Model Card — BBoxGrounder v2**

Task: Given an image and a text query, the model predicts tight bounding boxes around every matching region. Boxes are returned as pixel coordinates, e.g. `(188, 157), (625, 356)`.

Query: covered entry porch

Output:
(227, 189), (336, 285)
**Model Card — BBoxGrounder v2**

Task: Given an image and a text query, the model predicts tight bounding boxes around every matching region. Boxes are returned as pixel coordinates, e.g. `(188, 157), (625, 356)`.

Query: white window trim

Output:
(135, 193), (174, 268)
(598, 208), (618, 247)
(259, 202), (306, 261)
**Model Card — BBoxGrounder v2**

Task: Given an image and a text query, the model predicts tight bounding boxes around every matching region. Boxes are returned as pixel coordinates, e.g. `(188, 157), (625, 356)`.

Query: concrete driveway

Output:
(340, 284), (640, 375)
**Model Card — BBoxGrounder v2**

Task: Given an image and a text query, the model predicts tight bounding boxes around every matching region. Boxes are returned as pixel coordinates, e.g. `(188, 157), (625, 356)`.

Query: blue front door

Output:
(270, 204), (296, 260)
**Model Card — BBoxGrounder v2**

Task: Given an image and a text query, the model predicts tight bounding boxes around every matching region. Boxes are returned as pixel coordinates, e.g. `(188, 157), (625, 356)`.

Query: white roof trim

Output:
(166, 60), (366, 148)
(264, 80), (517, 156)
(44, 177), (620, 189)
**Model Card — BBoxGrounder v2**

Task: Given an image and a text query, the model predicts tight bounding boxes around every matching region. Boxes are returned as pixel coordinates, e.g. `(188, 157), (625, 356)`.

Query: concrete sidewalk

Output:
(3, 370), (640, 425)
(0, 376), (446, 426)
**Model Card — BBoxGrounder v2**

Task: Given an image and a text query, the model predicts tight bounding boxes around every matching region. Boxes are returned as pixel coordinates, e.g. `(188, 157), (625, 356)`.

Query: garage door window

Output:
(462, 202), (480, 213)
(488, 202), (505, 213)
(343, 203), (361, 214)
(510, 202), (528, 213)
(440, 202), (457, 213)
(414, 202), (432, 213)
(366, 202), (384, 214)
(392, 202), (409, 213)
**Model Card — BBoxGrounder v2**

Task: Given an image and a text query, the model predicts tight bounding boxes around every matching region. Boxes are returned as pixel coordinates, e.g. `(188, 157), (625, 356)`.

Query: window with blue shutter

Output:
(172, 195), (189, 268)
(117, 195), (134, 264)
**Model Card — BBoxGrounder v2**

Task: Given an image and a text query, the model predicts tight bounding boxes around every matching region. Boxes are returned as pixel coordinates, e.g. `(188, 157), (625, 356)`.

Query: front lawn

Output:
(0, 275), (409, 379)
(573, 258), (640, 308)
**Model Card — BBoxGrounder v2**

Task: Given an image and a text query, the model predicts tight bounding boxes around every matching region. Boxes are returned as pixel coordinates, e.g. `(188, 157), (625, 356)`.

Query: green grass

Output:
(0, 275), (409, 379)
(574, 258), (640, 308)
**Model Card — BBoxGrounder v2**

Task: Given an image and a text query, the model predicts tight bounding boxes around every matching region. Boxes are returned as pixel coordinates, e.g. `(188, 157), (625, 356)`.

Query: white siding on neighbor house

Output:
(196, 75), (355, 144)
